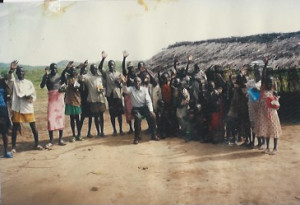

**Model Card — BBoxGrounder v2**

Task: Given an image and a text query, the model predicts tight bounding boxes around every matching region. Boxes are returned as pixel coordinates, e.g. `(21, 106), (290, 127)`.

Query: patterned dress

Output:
(254, 89), (282, 138)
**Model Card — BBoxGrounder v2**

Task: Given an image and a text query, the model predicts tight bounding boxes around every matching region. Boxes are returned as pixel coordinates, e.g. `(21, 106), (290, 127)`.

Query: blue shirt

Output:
(0, 88), (7, 107)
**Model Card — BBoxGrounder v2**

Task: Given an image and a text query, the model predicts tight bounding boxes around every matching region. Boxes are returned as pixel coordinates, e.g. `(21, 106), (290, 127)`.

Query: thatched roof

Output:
(148, 31), (300, 72)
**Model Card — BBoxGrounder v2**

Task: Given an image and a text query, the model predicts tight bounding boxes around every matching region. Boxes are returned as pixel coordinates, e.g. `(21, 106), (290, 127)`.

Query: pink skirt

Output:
(47, 90), (65, 131)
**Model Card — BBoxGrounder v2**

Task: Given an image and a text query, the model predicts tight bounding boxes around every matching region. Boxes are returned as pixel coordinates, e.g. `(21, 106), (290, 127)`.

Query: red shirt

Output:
(161, 84), (171, 104)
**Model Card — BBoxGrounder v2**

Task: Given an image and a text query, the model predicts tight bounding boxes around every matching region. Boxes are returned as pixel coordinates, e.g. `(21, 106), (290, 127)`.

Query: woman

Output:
(0, 76), (13, 158)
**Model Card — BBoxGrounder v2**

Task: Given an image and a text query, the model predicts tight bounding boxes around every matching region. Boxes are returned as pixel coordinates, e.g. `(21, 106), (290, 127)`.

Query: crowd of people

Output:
(0, 52), (283, 158)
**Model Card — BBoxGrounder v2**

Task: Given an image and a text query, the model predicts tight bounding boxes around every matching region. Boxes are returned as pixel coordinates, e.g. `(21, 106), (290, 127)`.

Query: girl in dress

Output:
(255, 76), (281, 155)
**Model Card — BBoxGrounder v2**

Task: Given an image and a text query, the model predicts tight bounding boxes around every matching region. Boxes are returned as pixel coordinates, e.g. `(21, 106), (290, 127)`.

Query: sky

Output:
(0, 0), (300, 66)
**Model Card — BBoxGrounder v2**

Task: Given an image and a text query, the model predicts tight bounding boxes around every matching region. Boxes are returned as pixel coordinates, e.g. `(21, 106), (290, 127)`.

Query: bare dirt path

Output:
(1, 119), (300, 204)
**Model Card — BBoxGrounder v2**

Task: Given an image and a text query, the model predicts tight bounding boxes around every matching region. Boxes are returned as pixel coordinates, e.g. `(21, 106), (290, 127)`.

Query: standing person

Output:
(236, 66), (251, 146)
(8, 61), (43, 152)
(122, 51), (135, 134)
(175, 80), (191, 141)
(136, 61), (156, 85)
(0, 75), (12, 158)
(79, 64), (106, 137)
(143, 73), (161, 113)
(40, 63), (66, 148)
(77, 60), (91, 137)
(99, 51), (124, 135)
(246, 67), (261, 148)
(205, 81), (224, 143)
(157, 71), (173, 138)
(255, 76), (281, 155)
(64, 66), (82, 142)
(122, 77), (160, 144)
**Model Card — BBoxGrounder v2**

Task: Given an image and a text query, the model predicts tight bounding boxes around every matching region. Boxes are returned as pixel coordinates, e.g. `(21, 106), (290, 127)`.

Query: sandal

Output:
(269, 149), (277, 155)
(35, 145), (44, 150)
(11, 148), (17, 153)
(4, 152), (13, 158)
(44, 143), (53, 150)
(58, 140), (67, 146)
(76, 135), (83, 141)
(86, 134), (93, 138)
(133, 139), (139, 144)
(69, 136), (76, 142)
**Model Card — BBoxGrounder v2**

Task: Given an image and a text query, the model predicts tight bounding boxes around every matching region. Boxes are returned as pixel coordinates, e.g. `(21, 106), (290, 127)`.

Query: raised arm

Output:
(261, 56), (269, 87)
(61, 61), (73, 85)
(40, 67), (49, 89)
(98, 51), (107, 76)
(173, 55), (179, 72)
(185, 55), (193, 73)
(7, 60), (18, 81)
(158, 70), (163, 86)
(122, 50), (129, 76)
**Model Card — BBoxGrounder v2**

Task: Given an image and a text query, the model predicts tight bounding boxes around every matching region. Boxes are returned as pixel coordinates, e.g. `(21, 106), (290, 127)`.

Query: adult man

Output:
(8, 61), (42, 152)
(79, 64), (106, 137)
(122, 77), (160, 144)
(40, 63), (66, 148)
(136, 61), (156, 85)
(99, 51), (124, 135)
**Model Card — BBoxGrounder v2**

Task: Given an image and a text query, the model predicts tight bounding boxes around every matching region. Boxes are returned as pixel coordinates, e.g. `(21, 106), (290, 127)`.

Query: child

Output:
(255, 76), (281, 155)
(65, 66), (82, 141)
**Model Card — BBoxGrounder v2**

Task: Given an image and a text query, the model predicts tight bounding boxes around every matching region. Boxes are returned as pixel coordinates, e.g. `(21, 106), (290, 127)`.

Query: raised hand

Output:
(67, 61), (74, 68)
(102, 51), (108, 58)
(45, 66), (50, 75)
(174, 54), (179, 62)
(188, 55), (193, 62)
(84, 60), (88, 67)
(262, 56), (269, 66)
(10, 60), (18, 71)
(123, 50), (129, 58)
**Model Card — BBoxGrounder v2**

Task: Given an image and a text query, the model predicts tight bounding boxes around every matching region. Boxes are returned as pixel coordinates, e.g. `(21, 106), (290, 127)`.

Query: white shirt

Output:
(10, 74), (36, 114)
(123, 86), (153, 112)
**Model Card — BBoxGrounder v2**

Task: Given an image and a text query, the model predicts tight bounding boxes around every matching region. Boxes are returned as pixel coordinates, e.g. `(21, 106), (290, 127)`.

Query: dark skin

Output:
(66, 67), (82, 140)
(264, 77), (278, 152)
(108, 60), (116, 72)
(125, 77), (159, 144)
(122, 52), (134, 133)
(10, 63), (41, 150)
(40, 63), (61, 90)
(99, 52), (124, 135)
(77, 60), (90, 137)
(40, 63), (65, 145)
(122, 53), (136, 87)
(79, 64), (104, 137)
(137, 61), (156, 85)
(133, 77), (155, 119)
(0, 78), (9, 156)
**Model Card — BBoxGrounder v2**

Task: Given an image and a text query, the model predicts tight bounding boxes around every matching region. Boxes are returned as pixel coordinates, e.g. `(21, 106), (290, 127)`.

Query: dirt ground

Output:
(1, 99), (300, 204)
